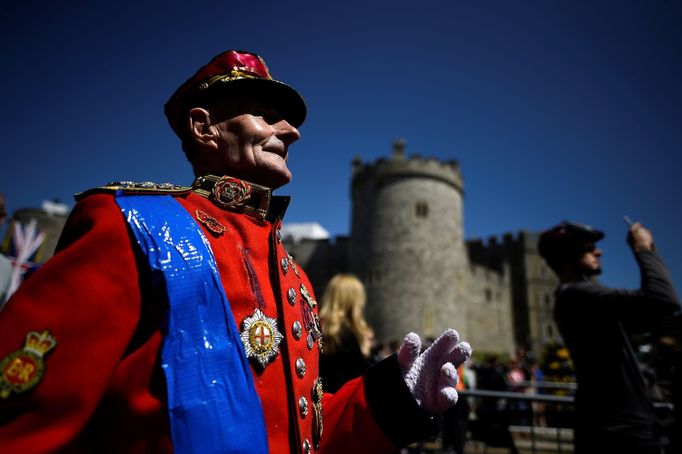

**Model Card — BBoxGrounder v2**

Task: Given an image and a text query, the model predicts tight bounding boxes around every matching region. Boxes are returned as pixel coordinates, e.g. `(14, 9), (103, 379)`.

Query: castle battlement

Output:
(469, 229), (540, 250)
(352, 140), (463, 193)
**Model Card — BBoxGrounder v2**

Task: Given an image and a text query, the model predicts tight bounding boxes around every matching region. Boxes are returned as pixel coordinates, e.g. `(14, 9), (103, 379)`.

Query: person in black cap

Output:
(538, 220), (680, 454)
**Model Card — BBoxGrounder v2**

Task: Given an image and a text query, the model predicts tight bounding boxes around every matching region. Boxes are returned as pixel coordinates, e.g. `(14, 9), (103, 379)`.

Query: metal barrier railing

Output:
(459, 389), (575, 454)
(459, 389), (573, 403)
(507, 380), (577, 391)
(406, 387), (674, 454)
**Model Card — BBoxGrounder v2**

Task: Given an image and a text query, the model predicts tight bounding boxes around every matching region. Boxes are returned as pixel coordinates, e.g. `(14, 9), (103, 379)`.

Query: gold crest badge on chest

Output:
(240, 309), (282, 368)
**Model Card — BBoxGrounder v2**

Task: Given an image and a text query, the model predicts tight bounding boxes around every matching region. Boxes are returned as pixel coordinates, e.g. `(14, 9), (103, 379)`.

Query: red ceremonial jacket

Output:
(0, 178), (439, 453)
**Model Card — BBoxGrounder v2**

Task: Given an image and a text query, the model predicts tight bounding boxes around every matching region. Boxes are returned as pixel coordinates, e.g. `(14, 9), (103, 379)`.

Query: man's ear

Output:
(188, 107), (218, 150)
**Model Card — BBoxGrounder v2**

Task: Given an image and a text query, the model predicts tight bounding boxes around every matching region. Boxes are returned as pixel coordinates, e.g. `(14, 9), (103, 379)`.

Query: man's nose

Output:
(275, 119), (300, 145)
(594, 249), (603, 257)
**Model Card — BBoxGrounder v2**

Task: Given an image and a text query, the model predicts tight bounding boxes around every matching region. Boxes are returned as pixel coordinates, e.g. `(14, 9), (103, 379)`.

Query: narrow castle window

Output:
(485, 288), (492, 303)
(415, 201), (429, 218)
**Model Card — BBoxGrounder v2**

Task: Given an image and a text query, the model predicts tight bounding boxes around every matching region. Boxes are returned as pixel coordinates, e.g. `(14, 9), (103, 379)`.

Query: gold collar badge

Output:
(192, 175), (272, 221)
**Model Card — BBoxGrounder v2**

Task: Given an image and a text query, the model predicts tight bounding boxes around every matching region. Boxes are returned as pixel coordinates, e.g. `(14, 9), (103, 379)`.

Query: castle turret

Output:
(349, 141), (468, 343)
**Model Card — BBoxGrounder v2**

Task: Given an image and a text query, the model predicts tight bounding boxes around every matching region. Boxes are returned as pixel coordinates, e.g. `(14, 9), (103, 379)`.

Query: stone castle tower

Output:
(283, 141), (524, 355)
(349, 140), (482, 345)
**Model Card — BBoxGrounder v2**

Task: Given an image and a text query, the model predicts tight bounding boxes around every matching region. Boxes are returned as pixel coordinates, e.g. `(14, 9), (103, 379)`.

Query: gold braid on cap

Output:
(198, 68), (270, 91)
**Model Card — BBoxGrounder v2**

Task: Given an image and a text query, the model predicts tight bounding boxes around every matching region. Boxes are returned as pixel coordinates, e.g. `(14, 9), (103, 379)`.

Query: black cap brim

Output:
(198, 77), (307, 128)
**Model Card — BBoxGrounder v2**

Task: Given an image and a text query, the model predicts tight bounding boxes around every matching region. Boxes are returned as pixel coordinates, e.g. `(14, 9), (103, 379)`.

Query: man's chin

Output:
(588, 267), (602, 276)
(252, 169), (292, 189)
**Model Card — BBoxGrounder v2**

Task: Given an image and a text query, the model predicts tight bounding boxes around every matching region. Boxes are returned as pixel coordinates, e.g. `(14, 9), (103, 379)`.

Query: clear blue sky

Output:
(2, 1), (681, 292)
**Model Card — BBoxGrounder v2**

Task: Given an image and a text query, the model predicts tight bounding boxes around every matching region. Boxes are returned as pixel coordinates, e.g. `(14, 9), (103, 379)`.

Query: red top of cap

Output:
(164, 50), (306, 137)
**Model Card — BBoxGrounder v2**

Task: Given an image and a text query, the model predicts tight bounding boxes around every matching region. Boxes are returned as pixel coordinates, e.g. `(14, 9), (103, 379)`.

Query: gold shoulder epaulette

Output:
(74, 181), (192, 201)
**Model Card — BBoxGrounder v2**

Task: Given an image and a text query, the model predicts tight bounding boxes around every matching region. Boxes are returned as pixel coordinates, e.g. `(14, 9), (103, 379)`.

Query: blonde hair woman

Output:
(319, 274), (375, 392)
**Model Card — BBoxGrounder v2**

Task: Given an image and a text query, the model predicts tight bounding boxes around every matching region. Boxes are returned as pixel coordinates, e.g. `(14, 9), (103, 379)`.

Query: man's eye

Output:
(251, 108), (280, 123)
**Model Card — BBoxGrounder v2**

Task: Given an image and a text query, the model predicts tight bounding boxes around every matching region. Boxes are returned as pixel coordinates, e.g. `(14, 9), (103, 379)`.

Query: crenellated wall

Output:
(467, 230), (560, 354)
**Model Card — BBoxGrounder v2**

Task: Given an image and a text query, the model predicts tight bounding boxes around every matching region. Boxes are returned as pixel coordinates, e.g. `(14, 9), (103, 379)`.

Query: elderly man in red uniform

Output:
(0, 50), (471, 453)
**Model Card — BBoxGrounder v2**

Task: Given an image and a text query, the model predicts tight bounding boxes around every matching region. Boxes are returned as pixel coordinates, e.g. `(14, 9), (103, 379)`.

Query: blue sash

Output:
(116, 194), (268, 453)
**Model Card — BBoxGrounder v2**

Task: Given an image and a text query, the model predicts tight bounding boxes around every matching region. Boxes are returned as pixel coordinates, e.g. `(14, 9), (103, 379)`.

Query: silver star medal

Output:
(240, 309), (283, 368)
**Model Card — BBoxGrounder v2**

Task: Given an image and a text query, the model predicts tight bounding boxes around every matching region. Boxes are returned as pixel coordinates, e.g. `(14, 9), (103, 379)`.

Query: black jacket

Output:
(320, 325), (373, 393)
(554, 250), (680, 448)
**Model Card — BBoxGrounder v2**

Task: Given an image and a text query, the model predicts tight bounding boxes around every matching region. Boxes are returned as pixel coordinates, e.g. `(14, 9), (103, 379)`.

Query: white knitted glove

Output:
(397, 329), (472, 415)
